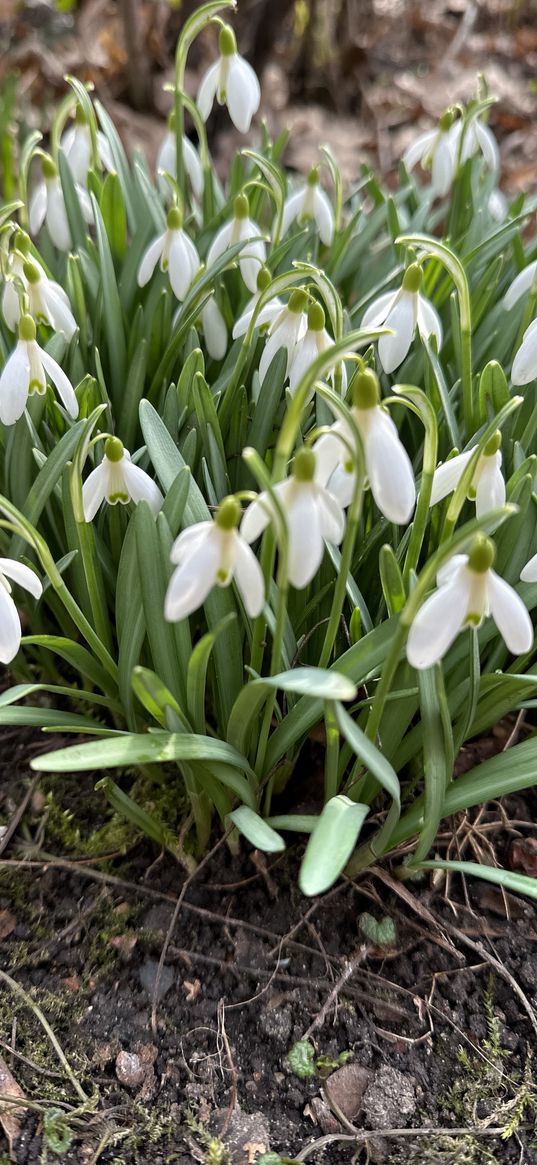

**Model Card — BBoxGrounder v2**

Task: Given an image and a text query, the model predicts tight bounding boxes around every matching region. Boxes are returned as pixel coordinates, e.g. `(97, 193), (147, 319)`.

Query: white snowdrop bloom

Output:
(165, 496), (264, 621)
(450, 113), (499, 172)
(489, 188), (507, 223)
(403, 109), (457, 197)
(511, 317), (537, 386)
(232, 267), (282, 339)
(430, 431), (505, 518)
(0, 315), (78, 426)
(137, 206), (200, 302)
(361, 264), (442, 374)
(503, 260), (537, 311)
(521, 551), (537, 583)
(201, 296), (228, 360)
(156, 115), (204, 201)
(258, 288), (309, 385)
(288, 301), (346, 397)
(278, 166), (334, 246)
(407, 536), (533, 670)
(1, 236), (37, 332)
(241, 447), (345, 590)
(82, 437), (163, 522)
(0, 557), (42, 665)
(197, 24), (260, 134)
(206, 192), (265, 293)
(29, 157), (93, 251)
(23, 260), (76, 340)
(313, 368), (415, 524)
(60, 107), (114, 186)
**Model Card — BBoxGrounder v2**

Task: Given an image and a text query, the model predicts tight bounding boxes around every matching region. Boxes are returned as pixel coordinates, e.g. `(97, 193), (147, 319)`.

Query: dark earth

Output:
(0, 722), (536, 1164)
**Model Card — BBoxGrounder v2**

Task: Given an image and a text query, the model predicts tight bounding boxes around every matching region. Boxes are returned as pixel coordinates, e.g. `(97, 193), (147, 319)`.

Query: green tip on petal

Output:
(75, 104), (87, 126)
(167, 206), (183, 231)
(307, 165), (320, 187)
(219, 24), (237, 57)
(402, 263), (423, 294)
(234, 192), (250, 220)
(19, 314), (36, 342)
(293, 446), (315, 483)
(257, 266), (272, 292)
(352, 367), (380, 410)
(216, 495), (241, 530)
(468, 534), (495, 574)
(483, 430), (502, 457)
(104, 436), (125, 463)
(308, 301), (325, 331)
(23, 260), (40, 285)
(42, 155), (58, 180)
(288, 288), (308, 315)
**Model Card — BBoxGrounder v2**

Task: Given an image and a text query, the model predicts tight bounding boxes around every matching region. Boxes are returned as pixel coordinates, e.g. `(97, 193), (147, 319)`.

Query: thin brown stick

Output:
(0, 776), (40, 858)
(294, 1126), (530, 1161)
(302, 945), (368, 1040)
(217, 999), (238, 1136)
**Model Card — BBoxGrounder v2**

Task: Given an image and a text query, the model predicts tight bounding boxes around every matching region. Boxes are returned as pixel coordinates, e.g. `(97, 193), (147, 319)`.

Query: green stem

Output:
(324, 700), (339, 801)
(76, 521), (113, 656)
(318, 498), (363, 668)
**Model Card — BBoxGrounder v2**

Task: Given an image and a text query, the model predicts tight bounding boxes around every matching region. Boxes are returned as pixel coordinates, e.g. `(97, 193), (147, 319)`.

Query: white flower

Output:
(164, 496), (264, 621)
(82, 437), (163, 521)
(156, 118), (203, 201)
(29, 158), (93, 251)
(288, 301), (346, 397)
(511, 318), (537, 386)
(361, 263), (442, 374)
(278, 166), (334, 246)
(451, 112), (499, 173)
(23, 259), (77, 339)
(0, 557), (42, 664)
(403, 109), (457, 196)
(489, 188), (507, 223)
(137, 206), (200, 302)
(313, 368), (415, 524)
(0, 315), (78, 426)
(430, 432), (505, 518)
(407, 537), (533, 669)
(521, 552), (537, 583)
(241, 447), (345, 589)
(1, 241), (38, 332)
(201, 296), (228, 360)
(60, 109), (113, 186)
(503, 260), (537, 311)
(258, 289), (308, 385)
(232, 267), (282, 339)
(206, 192), (265, 293)
(197, 24), (260, 134)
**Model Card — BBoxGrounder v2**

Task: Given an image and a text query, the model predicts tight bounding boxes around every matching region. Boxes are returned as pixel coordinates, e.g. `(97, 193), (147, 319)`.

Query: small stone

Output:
(324, 1062), (371, 1120)
(363, 1066), (416, 1129)
(139, 958), (174, 1000)
(213, 1106), (270, 1164)
(115, 1051), (145, 1088)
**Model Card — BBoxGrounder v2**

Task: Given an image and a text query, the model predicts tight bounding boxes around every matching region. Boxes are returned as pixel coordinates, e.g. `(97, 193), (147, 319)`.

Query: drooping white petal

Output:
(39, 349), (78, 417)
(238, 227), (266, 293)
(378, 291), (416, 373)
(63, 125), (91, 184)
(164, 530), (220, 621)
(430, 450), (473, 506)
(364, 408), (415, 524)
(122, 459), (163, 514)
(489, 189), (507, 223)
(183, 137), (204, 200)
(157, 132), (176, 195)
(96, 131), (114, 173)
(232, 532), (265, 616)
(406, 571), (471, 669)
(82, 465), (107, 521)
(286, 485), (325, 589)
(361, 290), (398, 331)
(279, 189), (304, 240)
(29, 183), (47, 236)
(2, 281), (21, 333)
(46, 180), (72, 251)
(232, 297), (282, 338)
(313, 187), (334, 246)
(240, 492), (275, 543)
(503, 261), (537, 310)
(403, 129), (437, 172)
(168, 230), (199, 300)
(475, 120), (500, 172)
(313, 423), (349, 487)
(0, 583), (22, 664)
(475, 454), (505, 518)
(170, 521), (214, 564)
(437, 554), (469, 587)
(431, 136), (455, 196)
(314, 485), (346, 545)
(488, 571), (534, 655)
(325, 464), (357, 509)
(511, 322), (537, 386)
(226, 54), (261, 133)
(0, 558), (42, 599)
(138, 234), (165, 287)
(197, 61), (221, 122)
(258, 327), (286, 385)
(43, 284), (77, 339)
(206, 221), (234, 270)
(202, 298), (228, 360)
(521, 551), (537, 583)
(0, 343), (30, 425)
(288, 332), (320, 397)
(417, 294), (443, 349)
(77, 185), (94, 225)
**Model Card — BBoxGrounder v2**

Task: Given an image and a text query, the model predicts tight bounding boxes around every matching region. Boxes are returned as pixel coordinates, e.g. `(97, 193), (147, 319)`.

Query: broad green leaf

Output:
(419, 859), (537, 901)
(334, 703), (400, 806)
(229, 806), (285, 853)
(299, 796), (369, 896)
(31, 730), (256, 779)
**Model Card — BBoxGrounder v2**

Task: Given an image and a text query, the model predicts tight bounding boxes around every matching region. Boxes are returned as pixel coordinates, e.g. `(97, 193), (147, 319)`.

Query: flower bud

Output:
(288, 289), (309, 316)
(216, 495), (241, 530)
(234, 192), (250, 220)
(293, 447), (316, 483)
(402, 263), (423, 294)
(19, 314), (36, 342)
(166, 206), (183, 231)
(307, 302), (325, 331)
(219, 24), (237, 57)
(352, 367), (380, 410)
(104, 436), (125, 462)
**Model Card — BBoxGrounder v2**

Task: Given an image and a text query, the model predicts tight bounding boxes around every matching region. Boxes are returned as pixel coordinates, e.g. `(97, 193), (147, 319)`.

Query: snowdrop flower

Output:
(489, 188), (507, 223)
(156, 112), (204, 201)
(137, 206), (200, 302)
(451, 111), (499, 173)
(521, 551), (537, 583)
(279, 166), (334, 246)
(288, 302), (346, 396)
(361, 264), (442, 374)
(165, 495), (264, 621)
(23, 260), (77, 340)
(201, 297), (228, 360)
(0, 557), (42, 664)
(0, 315), (78, 426)
(403, 108), (457, 197)
(314, 368), (415, 524)
(407, 536), (533, 669)
(503, 260), (537, 311)
(29, 156), (93, 251)
(232, 267), (282, 339)
(197, 24), (260, 134)
(430, 431), (505, 518)
(60, 105), (113, 186)
(82, 437), (163, 521)
(241, 447), (345, 589)
(206, 193), (265, 293)
(511, 318), (537, 386)
(1, 232), (35, 332)
(259, 288), (308, 385)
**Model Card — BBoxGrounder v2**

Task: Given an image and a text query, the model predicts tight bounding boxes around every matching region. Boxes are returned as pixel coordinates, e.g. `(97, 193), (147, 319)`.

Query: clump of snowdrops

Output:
(2, 1), (537, 897)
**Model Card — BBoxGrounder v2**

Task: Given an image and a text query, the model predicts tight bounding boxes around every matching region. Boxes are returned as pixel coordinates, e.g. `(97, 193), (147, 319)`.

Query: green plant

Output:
(1, 11), (537, 897)
(286, 1039), (351, 1079)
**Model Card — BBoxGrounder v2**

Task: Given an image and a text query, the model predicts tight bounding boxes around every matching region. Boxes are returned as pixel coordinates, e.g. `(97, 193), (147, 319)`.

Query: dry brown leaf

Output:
(0, 912), (16, 941)
(0, 1054), (27, 1160)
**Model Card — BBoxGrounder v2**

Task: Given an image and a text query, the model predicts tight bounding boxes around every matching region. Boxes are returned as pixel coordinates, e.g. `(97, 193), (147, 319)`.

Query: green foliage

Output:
(286, 1039), (351, 1079)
